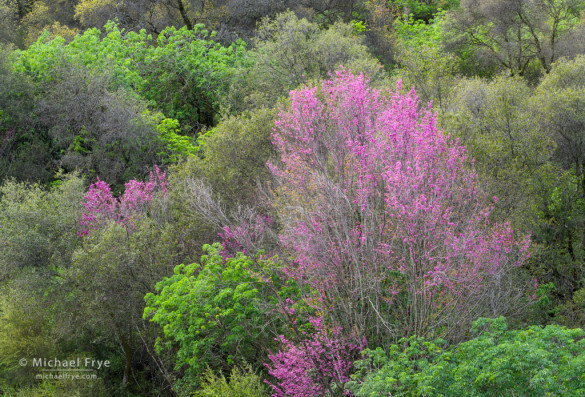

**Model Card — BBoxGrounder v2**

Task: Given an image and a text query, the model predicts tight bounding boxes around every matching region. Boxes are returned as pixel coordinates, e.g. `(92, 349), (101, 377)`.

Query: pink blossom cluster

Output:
(265, 316), (363, 397)
(79, 166), (167, 236)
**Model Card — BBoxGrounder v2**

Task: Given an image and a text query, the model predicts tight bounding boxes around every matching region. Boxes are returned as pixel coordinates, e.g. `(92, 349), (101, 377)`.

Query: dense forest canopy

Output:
(1, 1), (585, 396)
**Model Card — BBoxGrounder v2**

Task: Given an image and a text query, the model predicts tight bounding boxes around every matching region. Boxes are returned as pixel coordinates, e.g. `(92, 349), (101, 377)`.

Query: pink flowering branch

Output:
(79, 166), (167, 236)
(265, 316), (363, 397)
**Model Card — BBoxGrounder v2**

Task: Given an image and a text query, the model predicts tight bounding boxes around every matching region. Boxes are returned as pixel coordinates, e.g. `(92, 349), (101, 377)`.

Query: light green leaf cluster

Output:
(142, 111), (199, 162)
(12, 21), (246, 131)
(143, 244), (275, 391)
(349, 317), (585, 396)
(13, 23), (147, 90)
(394, 11), (446, 50)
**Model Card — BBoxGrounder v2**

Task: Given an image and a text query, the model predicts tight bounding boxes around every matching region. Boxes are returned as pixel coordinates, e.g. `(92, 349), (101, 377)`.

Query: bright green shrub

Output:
(349, 317), (585, 396)
(146, 112), (199, 163)
(144, 243), (293, 394)
(14, 21), (245, 131)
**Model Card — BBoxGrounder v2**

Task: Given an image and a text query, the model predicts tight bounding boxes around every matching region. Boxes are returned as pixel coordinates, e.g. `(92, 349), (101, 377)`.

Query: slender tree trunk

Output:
(176, 0), (193, 30)
(119, 331), (133, 387)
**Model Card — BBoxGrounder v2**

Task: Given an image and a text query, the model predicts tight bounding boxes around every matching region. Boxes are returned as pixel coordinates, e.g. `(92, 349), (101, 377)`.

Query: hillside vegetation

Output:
(1, 1), (585, 396)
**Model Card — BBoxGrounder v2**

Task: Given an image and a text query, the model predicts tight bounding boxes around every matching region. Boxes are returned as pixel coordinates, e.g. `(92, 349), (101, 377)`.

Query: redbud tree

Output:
(79, 166), (167, 235)
(269, 70), (531, 346)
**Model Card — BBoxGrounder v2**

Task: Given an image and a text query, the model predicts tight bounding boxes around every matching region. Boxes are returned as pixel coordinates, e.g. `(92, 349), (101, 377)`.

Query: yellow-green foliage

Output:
(168, 108), (276, 211)
(0, 174), (85, 278)
(74, 0), (120, 28)
(7, 378), (108, 397)
(0, 279), (56, 385)
(144, 111), (199, 162)
(194, 365), (269, 397)
(196, 108), (276, 203)
(441, 75), (556, 231)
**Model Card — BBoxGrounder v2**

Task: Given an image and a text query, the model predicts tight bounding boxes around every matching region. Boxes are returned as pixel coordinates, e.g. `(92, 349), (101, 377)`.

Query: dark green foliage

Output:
(528, 55), (585, 325)
(535, 55), (585, 174)
(0, 22), (244, 188)
(15, 22), (245, 131)
(68, 217), (181, 390)
(359, 0), (396, 65)
(2, 21), (245, 187)
(390, 0), (458, 22)
(33, 63), (166, 187)
(137, 25), (246, 132)
(0, 45), (44, 182)
(1, 44), (168, 187)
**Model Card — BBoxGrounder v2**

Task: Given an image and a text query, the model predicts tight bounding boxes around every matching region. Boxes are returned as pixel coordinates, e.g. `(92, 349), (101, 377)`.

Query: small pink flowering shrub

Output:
(265, 316), (363, 397)
(80, 166), (167, 235)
